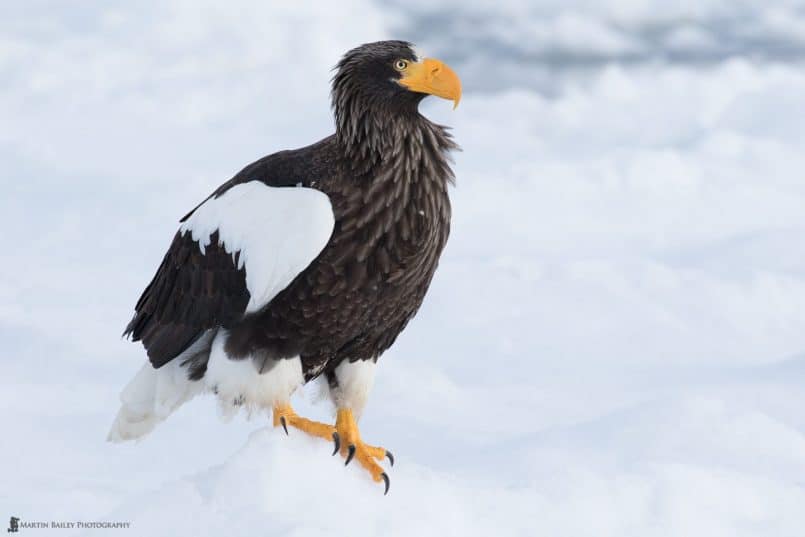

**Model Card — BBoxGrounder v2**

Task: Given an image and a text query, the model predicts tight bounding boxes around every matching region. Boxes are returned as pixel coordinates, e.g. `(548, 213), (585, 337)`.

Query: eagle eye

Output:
(394, 59), (409, 71)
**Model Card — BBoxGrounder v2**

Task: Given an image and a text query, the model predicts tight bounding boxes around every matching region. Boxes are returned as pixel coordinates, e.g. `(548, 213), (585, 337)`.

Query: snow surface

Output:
(2, 1), (805, 536)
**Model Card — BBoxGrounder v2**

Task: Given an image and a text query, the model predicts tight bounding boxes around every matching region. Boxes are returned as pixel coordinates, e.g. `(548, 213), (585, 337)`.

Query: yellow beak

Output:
(398, 58), (462, 109)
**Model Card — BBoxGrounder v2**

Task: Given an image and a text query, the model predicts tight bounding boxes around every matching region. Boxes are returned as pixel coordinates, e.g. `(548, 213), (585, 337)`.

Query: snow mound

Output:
(103, 397), (805, 537)
(109, 428), (510, 537)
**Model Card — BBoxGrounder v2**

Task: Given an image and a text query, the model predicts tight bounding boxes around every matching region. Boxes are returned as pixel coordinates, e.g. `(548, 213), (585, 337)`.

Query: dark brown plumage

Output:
(113, 40), (462, 492)
(124, 39), (458, 390)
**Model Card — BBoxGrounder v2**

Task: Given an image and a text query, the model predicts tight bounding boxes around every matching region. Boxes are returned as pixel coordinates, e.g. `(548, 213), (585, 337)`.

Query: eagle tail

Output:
(107, 360), (203, 442)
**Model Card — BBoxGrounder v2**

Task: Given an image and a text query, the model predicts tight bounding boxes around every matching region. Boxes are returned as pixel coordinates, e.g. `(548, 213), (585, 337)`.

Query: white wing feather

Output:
(179, 181), (335, 313)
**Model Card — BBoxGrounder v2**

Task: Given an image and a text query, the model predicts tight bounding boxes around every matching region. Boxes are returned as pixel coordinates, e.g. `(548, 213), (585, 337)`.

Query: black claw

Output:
(385, 450), (394, 467)
(345, 444), (356, 466)
(332, 432), (340, 456)
(280, 416), (288, 435)
(381, 472), (390, 495)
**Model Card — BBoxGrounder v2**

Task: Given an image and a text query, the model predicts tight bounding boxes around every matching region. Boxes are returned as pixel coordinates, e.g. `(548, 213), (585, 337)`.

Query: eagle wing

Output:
(124, 180), (334, 369)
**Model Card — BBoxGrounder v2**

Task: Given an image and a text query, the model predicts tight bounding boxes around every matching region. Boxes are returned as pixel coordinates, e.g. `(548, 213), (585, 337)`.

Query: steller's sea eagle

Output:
(108, 40), (461, 494)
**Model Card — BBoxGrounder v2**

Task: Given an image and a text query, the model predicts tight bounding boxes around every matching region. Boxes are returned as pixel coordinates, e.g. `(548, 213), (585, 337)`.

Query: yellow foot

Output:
(272, 403), (337, 448)
(335, 408), (394, 495)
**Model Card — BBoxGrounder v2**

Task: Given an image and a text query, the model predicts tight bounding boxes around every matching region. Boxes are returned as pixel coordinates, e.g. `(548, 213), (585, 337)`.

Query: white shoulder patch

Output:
(179, 182), (334, 314)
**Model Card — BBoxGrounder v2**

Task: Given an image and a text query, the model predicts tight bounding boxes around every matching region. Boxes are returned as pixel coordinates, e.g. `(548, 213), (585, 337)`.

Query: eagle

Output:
(108, 40), (461, 494)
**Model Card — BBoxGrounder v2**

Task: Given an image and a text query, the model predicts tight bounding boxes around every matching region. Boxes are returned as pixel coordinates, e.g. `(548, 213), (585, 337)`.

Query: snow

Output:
(2, 1), (805, 536)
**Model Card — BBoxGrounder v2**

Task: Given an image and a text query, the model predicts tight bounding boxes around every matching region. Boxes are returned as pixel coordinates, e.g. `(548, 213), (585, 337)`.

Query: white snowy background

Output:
(2, 1), (805, 535)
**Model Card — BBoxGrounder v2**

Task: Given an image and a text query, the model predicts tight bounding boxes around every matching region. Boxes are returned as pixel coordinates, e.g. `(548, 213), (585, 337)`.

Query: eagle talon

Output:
(381, 472), (390, 495)
(332, 432), (340, 455)
(279, 416), (289, 435)
(345, 444), (356, 466)
(334, 408), (392, 492)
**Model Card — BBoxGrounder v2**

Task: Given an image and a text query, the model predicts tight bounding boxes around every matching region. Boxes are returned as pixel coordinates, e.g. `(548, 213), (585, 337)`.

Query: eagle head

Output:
(332, 41), (461, 119)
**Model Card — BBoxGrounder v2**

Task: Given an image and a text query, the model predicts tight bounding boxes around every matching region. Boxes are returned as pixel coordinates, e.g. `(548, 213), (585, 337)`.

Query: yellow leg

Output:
(272, 403), (336, 444)
(335, 408), (393, 494)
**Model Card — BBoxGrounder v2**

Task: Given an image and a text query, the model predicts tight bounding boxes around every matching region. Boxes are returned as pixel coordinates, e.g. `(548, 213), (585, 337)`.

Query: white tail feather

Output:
(107, 333), (214, 442)
(107, 359), (204, 442)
